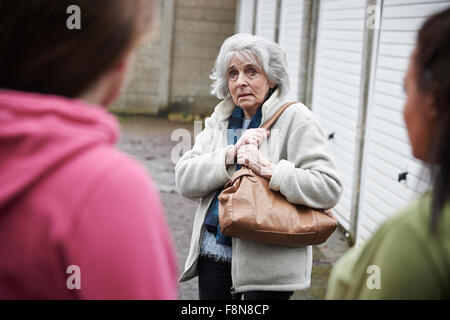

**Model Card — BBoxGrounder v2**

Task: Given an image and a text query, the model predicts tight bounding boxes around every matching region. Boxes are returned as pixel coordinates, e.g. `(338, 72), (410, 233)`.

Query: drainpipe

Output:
(304, 0), (320, 108)
(349, 0), (383, 243)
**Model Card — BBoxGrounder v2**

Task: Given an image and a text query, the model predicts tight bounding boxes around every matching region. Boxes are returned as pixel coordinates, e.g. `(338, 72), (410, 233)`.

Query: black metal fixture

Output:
(398, 172), (408, 182)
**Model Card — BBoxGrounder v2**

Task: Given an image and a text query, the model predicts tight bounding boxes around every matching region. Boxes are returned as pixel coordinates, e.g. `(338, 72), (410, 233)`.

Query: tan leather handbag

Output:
(218, 102), (337, 248)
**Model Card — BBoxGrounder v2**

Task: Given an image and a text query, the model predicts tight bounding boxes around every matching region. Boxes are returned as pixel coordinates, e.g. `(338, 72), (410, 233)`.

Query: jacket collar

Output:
(213, 88), (286, 125)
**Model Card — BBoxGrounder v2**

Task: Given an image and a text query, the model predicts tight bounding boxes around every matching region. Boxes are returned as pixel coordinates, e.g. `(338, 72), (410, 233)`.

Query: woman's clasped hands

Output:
(226, 128), (276, 180)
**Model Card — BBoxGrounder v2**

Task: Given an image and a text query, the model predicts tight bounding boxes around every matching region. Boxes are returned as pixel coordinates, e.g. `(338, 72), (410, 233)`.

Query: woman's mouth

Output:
(238, 93), (252, 99)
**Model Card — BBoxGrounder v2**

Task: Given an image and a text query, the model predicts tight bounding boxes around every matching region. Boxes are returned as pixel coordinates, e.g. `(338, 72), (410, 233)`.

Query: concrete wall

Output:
(111, 0), (238, 116)
(170, 0), (237, 115)
(111, 0), (163, 115)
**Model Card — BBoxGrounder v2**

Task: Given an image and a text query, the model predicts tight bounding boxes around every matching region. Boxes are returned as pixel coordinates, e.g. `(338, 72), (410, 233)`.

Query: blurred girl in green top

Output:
(327, 7), (450, 299)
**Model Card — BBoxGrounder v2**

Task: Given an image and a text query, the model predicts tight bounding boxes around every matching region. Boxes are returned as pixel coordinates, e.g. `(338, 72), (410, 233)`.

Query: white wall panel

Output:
(255, 0), (278, 41)
(311, 0), (367, 231)
(238, 0), (255, 33)
(356, 0), (450, 244)
(278, 0), (305, 100)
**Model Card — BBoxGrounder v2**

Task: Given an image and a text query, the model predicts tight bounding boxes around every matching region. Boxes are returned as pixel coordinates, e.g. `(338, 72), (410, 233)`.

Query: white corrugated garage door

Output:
(278, 0), (305, 100)
(255, 0), (278, 41)
(238, 0), (255, 34)
(356, 0), (450, 244)
(311, 0), (367, 231)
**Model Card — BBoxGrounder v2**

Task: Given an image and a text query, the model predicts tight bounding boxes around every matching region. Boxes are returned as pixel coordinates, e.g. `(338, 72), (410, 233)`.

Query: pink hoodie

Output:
(0, 90), (178, 299)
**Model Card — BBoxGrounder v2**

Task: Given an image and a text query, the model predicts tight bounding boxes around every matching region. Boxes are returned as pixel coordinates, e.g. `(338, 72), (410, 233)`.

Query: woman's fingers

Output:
(237, 144), (259, 167)
(239, 128), (270, 147)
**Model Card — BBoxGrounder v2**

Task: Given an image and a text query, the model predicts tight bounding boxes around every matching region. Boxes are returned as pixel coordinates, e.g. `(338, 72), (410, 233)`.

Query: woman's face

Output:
(227, 55), (274, 112)
(403, 49), (437, 162)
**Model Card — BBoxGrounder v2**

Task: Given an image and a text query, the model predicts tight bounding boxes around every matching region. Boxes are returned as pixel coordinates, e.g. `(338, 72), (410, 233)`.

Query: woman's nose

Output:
(237, 73), (247, 86)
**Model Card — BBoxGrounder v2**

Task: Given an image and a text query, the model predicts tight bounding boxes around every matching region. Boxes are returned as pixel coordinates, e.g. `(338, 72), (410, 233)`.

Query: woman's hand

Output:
(226, 128), (270, 165)
(235, 128), (270, 150)
(237, 144), (277, 180)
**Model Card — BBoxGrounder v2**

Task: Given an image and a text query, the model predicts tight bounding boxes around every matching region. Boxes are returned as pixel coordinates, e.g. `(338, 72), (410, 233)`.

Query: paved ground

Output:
(117, 115), (350, 300)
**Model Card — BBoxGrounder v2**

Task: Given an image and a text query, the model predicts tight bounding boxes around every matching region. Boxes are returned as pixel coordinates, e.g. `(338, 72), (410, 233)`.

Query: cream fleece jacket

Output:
(175, 88), (343, 293)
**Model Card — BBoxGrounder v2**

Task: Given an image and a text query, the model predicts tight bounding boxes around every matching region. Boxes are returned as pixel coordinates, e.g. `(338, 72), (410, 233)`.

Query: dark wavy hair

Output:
(0, 0), (153, 98)
(415, 7), (450, 233)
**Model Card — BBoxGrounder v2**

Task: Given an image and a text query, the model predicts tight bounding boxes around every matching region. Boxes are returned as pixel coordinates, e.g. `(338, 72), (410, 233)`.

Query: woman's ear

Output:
(425, 85), (439, 120)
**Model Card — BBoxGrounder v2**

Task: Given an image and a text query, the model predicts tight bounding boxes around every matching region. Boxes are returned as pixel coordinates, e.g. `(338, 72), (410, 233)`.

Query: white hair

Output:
(210, 33), (290, 100)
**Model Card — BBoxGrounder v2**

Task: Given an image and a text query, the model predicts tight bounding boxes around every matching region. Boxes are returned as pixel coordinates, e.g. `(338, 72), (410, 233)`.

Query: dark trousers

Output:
(197, 255), (293, 300)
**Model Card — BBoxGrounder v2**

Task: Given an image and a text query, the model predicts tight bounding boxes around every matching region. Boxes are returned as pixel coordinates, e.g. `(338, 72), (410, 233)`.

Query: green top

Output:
(327, 193), (450, 299)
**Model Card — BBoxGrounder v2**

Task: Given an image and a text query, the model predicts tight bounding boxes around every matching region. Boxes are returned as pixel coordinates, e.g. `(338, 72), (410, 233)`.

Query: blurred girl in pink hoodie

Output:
(0, 0), (177, 299)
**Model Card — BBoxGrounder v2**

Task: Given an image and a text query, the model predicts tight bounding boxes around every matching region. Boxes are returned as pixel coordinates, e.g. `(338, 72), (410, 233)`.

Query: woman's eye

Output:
(229, 70), (238, 78)
(248, 68), (257, 76)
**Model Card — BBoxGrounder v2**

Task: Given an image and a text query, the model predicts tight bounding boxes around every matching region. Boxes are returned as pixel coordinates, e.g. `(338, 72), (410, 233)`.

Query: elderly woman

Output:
(175, 33), (343, 300)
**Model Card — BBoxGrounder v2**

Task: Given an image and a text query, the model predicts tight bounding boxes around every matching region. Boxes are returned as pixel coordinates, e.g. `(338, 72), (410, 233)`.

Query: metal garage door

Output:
(255, 0), (278, 41)
(310, 0), (367, 231)
(356, 0), (450, 243)
(238, 0), (256, 34)
(278, 0), (305, 100)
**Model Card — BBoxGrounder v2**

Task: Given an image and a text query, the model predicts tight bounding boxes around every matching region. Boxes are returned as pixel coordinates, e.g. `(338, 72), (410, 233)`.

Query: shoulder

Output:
(82, 147), (157, 198)
(60, 145), (159, 213)
(383, 194), (433, 239)
(69, 147), (165, 239)
(277, 101), (320, 127)
(271, 101), (325, 141)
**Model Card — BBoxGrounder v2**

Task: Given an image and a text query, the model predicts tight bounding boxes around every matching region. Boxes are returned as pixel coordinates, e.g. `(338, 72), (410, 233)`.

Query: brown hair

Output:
(0, 0), (153, 98)
(415, 7), (450, 233)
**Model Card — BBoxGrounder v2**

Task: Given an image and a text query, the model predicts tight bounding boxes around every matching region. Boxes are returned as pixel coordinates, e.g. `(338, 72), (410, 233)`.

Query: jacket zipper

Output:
(179, 223), (206, 282)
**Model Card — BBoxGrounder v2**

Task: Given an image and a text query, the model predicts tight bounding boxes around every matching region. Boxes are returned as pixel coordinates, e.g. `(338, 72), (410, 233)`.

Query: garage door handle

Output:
(398, 172), (408, 182)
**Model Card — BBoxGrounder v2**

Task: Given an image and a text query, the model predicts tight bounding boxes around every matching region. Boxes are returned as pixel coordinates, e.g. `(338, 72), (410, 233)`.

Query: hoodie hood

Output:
(0, 89), (119, 211)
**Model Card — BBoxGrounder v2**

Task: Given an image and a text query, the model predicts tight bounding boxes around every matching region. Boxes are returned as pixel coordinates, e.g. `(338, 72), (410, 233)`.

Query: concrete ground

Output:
(117, 115), (350, 300)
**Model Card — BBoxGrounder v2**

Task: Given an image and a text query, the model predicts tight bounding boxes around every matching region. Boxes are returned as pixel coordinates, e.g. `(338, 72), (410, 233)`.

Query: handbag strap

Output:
(260, 101), (299, 130)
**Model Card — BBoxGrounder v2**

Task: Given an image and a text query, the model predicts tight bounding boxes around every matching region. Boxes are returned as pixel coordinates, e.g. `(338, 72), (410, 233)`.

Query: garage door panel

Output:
(317, 67), (361, 87)
(320, 39), (364, 53)
(320, 58), (362, 75)
(377, 55), (409, 72)
(356, 0), (449, 244)
(320, 29), (364, 41)
(322, 18), (366, 30)
(383, 2), (450, 18)
(238, 0), (255, 34)
(379, 30), (417, 45)
(324, 0), (366, 10)
(319, 87), (360, 112)
(255, 0), (277, 41)
(367, 142), (424, 177)
(373, 91), (405, 112)
(312, 0), (366, 229)
(279, 0), (305, 100)
(381, 17), (427, 31)
(316, 77), (361, 98)
(375, 80), (406, 99)
(376, 68), (406, 85)
(322, 8), (366, 20)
